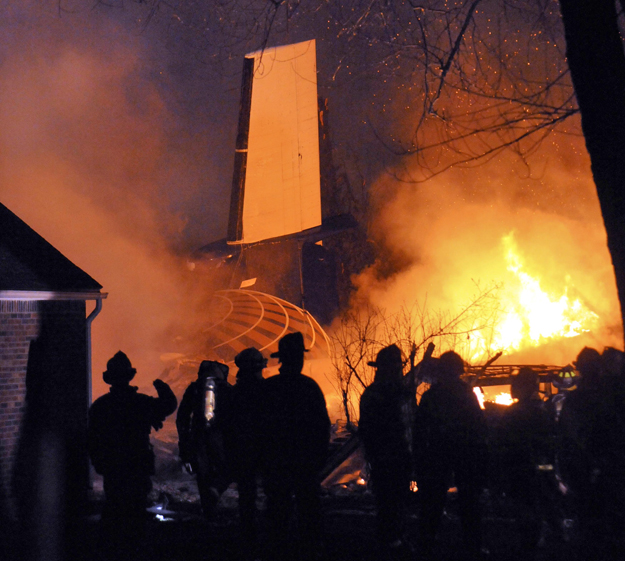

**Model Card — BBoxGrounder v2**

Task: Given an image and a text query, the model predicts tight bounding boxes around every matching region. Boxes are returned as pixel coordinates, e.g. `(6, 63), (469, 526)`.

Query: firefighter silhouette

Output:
(229, 347), (268, 559)
(416, 351), (487, 561)
(499, 367), (557, 554)
(262, 331), (330, 561)
(176, 360), (233, 516)
(88, 351), (177, 555)
(559, 347), (625, 560)
(359, 344), (414, 557)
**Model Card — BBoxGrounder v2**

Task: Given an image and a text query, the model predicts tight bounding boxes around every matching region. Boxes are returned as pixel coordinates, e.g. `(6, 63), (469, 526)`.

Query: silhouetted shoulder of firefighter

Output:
(261, 332), (330, 560)
(418, 351), (484, 450)
(228, 347), (269, 560)
(416, 351), (485, 561)
(359, 344), (412, 467)
(359, 344), (414, 554)
(88, 351), (177, 477)
(176, 360), (233, 517)
(87, 349), (177, 556)
(228, 347), (268, 462)
(501, 368), (554, 463)
(263, 332), (330, 468)
(176, 361), (233, 455)
(558, 347), (625, 559)
(559, 347), (625, 489)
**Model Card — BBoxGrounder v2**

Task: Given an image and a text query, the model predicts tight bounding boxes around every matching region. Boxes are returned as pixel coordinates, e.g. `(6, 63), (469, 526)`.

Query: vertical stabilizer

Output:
(227, 39), (322, 244)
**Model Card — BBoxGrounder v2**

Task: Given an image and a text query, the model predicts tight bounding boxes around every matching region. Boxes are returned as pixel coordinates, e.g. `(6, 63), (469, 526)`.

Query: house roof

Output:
(0, 202), (102, 294)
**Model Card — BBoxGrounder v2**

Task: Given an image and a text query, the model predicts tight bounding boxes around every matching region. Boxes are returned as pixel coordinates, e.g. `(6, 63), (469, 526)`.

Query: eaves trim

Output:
(0, 290), (108, 301)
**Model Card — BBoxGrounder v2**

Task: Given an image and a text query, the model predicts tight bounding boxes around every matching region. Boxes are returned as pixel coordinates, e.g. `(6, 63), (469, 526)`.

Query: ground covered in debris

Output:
(57, 470), (579, 561)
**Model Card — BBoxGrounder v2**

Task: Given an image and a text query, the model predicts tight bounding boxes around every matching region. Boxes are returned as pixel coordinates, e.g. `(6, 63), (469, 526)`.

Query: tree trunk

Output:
(559, 0), (625, 346)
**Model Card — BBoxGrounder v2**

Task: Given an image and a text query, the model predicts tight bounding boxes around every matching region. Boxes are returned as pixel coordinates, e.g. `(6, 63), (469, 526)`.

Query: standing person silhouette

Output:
(359, 344), (414, 558)
(176, 360), (233, 517)
(499, 367), (555, 555)
(228, 347), (268, 560)
(559, 347), (625, 560)
(262, 332), (331, 561)
(88, 351), (177, 558)
(416, 351), (487, 561)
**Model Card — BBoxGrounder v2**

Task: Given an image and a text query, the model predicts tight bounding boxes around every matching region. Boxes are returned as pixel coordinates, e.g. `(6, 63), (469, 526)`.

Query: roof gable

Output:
(0, 202), (102, 293)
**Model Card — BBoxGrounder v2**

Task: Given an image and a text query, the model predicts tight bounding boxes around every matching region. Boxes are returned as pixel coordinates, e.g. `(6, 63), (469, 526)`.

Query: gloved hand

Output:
(149, 379), (177, 431)
(153, 379), (168, 391)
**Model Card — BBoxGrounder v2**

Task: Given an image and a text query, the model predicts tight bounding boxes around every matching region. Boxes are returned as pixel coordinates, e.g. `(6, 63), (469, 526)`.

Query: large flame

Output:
(470, 232), (599, 361)
(499, 233), (597, 348)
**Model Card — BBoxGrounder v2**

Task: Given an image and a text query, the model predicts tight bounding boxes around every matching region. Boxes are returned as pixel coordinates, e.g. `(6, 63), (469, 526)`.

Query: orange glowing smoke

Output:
(356, 143), (622, 367)
(0, 16), (226, 401)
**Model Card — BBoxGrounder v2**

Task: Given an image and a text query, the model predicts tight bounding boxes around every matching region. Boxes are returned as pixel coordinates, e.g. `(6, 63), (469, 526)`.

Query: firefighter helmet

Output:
(368, 344), (403, 369)
(552, 365), (578, 390)
(438, 351), (465, 380)
(103, 351), (136, 385)
(270, 331), (309, 361)
(198, 360), (229, 381)
(235, 347), (267, 371)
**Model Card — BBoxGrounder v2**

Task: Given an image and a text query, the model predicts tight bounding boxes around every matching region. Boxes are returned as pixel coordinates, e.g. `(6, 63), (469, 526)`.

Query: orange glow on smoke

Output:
(359, 138), (624, 371)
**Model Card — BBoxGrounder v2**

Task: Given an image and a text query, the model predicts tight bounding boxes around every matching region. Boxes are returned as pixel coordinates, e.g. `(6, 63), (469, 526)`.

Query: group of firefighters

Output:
(87, 335), (625, 561)
(360, 346), (486, 560)
(359, 343), (625, 561)
(88, 331), (330, 561)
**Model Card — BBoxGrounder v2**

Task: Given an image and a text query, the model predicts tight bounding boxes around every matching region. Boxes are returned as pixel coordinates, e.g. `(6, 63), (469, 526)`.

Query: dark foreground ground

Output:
(30, 472), (577, 561)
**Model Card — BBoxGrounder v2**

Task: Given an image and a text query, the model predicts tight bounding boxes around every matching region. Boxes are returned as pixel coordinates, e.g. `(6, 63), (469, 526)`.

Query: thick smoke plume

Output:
(351, 133), (623, 366)
(0, 5), (237, 398)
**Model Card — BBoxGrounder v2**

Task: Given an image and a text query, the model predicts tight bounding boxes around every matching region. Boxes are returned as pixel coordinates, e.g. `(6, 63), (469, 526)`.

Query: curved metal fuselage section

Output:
(205, 288), (330, 363)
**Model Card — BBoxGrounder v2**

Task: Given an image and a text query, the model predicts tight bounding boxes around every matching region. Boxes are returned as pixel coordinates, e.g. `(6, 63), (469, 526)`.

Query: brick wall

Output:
(0, 300), (40, 506)
(0, 299), (90, 517)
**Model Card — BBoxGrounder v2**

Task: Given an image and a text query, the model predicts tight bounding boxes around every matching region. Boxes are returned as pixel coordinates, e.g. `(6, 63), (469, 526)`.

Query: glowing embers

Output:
(478, 232), (598, 356)
(493, 392), (514, 406)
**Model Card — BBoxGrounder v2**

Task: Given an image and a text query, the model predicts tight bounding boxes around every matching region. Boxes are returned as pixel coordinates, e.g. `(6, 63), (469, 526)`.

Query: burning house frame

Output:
(464, 363), (571, 406)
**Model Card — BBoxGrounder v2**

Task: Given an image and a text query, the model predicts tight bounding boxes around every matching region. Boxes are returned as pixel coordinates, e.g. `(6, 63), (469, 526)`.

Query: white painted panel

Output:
(241, 40), (321, 244)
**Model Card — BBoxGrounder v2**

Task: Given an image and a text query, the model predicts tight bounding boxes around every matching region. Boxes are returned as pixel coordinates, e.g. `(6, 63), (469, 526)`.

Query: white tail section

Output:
(234, 39), (321, 244)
